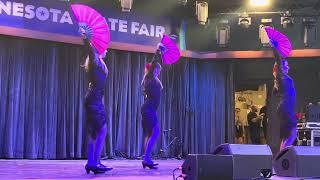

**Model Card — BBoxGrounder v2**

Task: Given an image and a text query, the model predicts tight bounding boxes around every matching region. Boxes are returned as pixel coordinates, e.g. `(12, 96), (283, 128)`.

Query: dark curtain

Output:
(0, 36), (234, 159)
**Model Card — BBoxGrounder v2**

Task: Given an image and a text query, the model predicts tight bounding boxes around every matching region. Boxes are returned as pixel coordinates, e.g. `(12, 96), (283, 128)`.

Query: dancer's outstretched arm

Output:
(80, 28), (99, 64)
(272, 48), (284, 80)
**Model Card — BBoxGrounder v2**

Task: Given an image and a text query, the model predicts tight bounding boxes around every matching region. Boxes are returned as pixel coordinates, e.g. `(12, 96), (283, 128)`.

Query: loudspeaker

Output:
(273, 146), (320, 177)
(182, 154), (234, 180)
(213, 143), (273, 179)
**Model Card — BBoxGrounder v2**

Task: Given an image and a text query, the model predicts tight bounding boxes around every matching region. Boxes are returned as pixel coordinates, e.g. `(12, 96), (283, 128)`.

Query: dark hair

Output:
(82, 55), (91, 72)
(145, 61), (161, 80)
(273, 59), (288, 77)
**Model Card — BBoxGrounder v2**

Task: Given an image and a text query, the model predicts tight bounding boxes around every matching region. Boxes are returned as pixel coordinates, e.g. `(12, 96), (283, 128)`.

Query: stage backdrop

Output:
(0, 35), (234, 159)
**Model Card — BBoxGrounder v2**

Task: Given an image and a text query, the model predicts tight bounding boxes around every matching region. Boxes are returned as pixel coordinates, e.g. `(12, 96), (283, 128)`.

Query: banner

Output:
(0, 0), (174, 47)
(101, 9), (171, 46)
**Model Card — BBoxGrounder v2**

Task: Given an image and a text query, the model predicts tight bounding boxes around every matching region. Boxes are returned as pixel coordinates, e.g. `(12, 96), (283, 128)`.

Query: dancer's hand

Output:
(272, 47), (282, 61)
(272, 47), (278, 57)
(79, 28), (87, 39)
(157, 43), (165, 51)
(156, 43), (161, 49)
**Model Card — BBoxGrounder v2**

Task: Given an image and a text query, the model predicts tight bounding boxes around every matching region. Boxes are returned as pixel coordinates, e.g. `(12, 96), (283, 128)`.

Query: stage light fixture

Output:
(259, 25), (270, 47)
(259, 18), (272, 46)
(179, 0), (188, 6)
(238, 13), (251, 28)
(119, 0), (133, 12)
(196, 1), (208, 25)
(281, 17), (294, 28)
(250, 0), (270, 7)
(303, 17), (317, 47)
(216, 20), (230, 47)
(281, 11), (294, 28)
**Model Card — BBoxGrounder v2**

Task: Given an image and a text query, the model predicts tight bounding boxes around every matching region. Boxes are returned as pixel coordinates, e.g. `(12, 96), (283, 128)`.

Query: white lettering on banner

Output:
(108, 18), (118, 31)
(155, 26), (165, 38)
(24, 5), (35, 19)
(12, 2), (23, 17)
(50, 8), (61, 23)
(109, 19), (166, 38)
(118, 20), (127, 33)
(131, 21), (139, 34)
(0, 0), (73, 24)
(138, 24), (149, 36)
(60, 11), (72, 24)
(150, 25), (155, 37)
(36, 7), (49, 21)
(0, 1), (10, 14)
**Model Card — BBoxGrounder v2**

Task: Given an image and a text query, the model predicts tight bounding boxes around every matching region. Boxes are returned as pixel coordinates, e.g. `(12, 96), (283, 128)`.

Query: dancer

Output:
(141, 47), (163, 169)
(80, 28), (112, 174)
(272, 48), (297, 151)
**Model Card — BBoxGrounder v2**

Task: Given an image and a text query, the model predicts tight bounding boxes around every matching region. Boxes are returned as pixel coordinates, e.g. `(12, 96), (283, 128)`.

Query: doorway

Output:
(235, 84), (268, 145)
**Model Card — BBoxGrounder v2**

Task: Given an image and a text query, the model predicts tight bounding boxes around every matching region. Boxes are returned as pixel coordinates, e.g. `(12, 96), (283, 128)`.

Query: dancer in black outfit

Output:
(141, 47), (163, 169)
(80, 28), (112, 174)
(272, 48), (297, 151)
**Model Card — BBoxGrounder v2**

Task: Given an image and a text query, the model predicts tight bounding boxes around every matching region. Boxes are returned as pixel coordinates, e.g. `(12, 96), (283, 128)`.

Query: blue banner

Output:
(0, 0), (78, 36)
(101, 9), (172, 46)
(0, 0), (174, 46)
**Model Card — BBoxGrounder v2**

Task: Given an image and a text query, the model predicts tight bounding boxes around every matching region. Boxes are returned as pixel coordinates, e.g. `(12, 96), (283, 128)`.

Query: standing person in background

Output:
(260, 105), (268, 144)
(247, 105), (263, 144)
(235, 108), (244, 144)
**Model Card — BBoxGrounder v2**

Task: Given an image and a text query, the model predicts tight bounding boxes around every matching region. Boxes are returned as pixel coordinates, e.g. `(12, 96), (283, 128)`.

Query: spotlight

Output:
(281, 11), (294, 28)
(281, 17), (294, 28)
(216, 20), (230, 47)
(119, 0), (133, 12)
(250, 0), (270, 7)
(238, 13), (251, 28)
(259, 18), (272, 46)
(259, 25), (271, 47)
(179, 0), (188, 6)
(303, 17), (317, 47)
(261, 18), (272, 26)
(196, 1), (208, 25)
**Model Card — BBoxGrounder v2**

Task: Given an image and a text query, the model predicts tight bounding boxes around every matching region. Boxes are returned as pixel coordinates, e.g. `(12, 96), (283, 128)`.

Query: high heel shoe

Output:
(98, 163), (113, 171)
(142, 160), (158, 169)
(85, 164), (106, 174)
(85, 164), (91, 174)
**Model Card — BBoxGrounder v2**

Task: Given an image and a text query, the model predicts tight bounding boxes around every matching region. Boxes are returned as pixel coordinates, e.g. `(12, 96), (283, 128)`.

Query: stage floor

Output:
(0, 159), (182, 180)
(0, 159), (317, 180)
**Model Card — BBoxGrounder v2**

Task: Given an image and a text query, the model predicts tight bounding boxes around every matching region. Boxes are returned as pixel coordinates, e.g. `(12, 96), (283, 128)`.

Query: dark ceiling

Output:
(70, 0), (320, 18)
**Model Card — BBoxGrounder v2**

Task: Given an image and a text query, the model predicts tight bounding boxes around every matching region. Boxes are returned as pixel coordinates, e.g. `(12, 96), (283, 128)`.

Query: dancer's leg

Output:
(87, 135), (95, 166)
(94, 124), (107, 165)
(280, 127), (297, 151)
(144, 124), (160, 162)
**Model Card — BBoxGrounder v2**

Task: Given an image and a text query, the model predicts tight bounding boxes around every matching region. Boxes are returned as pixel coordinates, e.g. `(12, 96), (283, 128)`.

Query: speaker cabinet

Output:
(182, 154), (233, 180)
(213, 143), (273, 179)
(181, 144), (273, 180)
(274, 146), (320, 177)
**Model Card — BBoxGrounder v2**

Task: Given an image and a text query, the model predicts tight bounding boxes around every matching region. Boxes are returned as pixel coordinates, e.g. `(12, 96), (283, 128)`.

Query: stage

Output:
(0, 159), (182, 180)
(0, 159), (316, 180)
